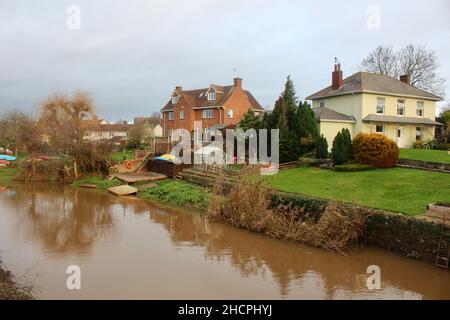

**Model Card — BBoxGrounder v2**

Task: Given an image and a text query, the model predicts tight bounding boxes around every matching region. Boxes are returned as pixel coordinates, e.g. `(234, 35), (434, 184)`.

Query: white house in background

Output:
(306, 63), (444, 149)
(133, 117), (163, 137)
(82, 120), (132, 142)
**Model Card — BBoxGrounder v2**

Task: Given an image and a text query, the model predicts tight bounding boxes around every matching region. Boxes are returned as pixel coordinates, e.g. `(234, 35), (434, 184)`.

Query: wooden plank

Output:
(108, 185), (138, 196)
(114, 172), (167, 183)
(79, 184), (97, 189)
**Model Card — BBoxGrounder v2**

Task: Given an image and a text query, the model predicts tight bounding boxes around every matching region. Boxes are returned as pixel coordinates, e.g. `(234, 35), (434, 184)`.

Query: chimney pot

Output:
(400, 75), (410, 85)
(233, 77), (242, 88)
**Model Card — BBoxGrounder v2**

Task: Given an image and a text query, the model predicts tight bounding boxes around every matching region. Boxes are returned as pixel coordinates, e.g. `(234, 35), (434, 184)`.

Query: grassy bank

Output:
(139, 180), (210, 209)
(111, 149), (135, 163)
(72, 176), (123, 190)
(400, 149), (450, 164)
(0, 261), (33, 300)
(269, 167), (450, 216)
(72, 176), (210, 210)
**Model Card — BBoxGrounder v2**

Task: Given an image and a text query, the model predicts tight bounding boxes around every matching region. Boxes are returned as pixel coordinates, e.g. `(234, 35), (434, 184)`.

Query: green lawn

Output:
(269, 167), (450, 215)
(400, 149), (450, 164)
(111, 149), (135, 163)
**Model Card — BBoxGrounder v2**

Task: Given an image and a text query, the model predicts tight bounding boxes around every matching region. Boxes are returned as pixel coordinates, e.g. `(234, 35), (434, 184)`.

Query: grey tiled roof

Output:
(362, 114), (444, 126)
(312, 107), (355, 122)
(306, 72), (443, 101)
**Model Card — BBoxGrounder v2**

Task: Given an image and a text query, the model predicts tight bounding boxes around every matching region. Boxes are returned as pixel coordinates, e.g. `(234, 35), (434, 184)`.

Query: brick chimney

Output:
(400, 75), (410, 85)
(332, 63), (344, 90)
(175, 86), (182, 91)
(233, 77), (242, 88)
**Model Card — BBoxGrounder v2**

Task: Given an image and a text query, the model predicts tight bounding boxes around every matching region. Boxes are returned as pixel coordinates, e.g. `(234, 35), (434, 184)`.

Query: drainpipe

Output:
(351, 92), (358, 135)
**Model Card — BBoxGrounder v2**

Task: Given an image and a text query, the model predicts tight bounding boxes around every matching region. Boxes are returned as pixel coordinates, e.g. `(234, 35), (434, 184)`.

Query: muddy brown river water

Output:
(0, 183), (449, 299)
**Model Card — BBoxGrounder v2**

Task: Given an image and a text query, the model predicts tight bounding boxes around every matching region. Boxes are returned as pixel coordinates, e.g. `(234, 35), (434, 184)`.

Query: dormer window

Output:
(207, 90), (216, 101)
(172, 94), (179, 104)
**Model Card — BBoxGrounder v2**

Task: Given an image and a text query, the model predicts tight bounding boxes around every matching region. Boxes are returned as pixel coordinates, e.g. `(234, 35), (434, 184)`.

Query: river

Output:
(0, 183), (449, 299)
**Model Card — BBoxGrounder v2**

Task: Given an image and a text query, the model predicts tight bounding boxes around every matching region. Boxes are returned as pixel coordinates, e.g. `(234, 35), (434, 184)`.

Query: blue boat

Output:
(0, 155), (16, 161)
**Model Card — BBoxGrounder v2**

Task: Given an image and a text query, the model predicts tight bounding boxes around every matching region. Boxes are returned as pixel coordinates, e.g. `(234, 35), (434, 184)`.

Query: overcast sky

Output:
(1, 0), (449, 121)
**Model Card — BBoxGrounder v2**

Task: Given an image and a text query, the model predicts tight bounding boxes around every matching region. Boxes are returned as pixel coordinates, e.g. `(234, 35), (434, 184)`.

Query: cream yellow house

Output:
(306, 64), (444, 149)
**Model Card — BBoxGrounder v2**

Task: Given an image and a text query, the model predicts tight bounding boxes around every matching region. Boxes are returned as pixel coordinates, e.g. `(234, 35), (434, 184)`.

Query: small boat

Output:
(0, 160), (9, 165)
(0, 155), (16, 161)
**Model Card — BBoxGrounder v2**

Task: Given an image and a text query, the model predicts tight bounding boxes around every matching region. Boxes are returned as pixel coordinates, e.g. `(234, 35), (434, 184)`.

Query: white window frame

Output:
(416, 101), (424, 117)
(227, 109), (234, 119)
(376, 97), (385, 114)
(319, 100), (325, 108)
(179, 110), (185, 120)
(375, 124), (384, 133)
(397, 99), (405, 116)
(207, 90), (216, 101)
(167, 111), (175, 121)
(203, 109), (214, 119)
(172, 95), (179, 104)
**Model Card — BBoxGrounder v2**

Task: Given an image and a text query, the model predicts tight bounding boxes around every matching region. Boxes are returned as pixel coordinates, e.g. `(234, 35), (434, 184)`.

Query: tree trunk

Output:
(32, 159), (36, 177)
(73, 160), (78, 179)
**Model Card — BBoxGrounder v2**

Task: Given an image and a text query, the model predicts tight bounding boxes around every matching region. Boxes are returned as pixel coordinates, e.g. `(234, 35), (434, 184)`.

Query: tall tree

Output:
(361, 44), (446, 96)
(238, 109), (262, 132)
(0, 111), (31, 154)
(362, 45), (398, 77)
(397, 44), (446, 96)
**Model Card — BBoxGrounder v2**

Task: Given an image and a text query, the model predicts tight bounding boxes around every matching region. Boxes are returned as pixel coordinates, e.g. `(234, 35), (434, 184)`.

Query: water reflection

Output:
(1, 184), (116, 256)
(0, 184), (449, 299)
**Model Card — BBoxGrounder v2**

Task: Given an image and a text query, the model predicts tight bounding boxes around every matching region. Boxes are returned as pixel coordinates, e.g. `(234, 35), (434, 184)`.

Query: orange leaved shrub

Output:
(352, 133), (399, 168)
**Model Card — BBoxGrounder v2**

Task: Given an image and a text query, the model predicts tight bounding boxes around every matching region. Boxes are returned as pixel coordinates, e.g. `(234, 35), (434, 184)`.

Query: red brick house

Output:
(161, 78), (264, 137)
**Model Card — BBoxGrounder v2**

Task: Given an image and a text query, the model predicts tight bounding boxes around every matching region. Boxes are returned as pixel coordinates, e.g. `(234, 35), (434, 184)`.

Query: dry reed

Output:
(208, 167), (367, 254)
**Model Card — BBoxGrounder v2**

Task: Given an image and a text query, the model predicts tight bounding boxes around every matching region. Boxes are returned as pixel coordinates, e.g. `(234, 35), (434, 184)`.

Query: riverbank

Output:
(72, 176), (210, 210)
(0, 167), (19, 184)
(63, 174), (450, 267)
(0, 260), (33, 300)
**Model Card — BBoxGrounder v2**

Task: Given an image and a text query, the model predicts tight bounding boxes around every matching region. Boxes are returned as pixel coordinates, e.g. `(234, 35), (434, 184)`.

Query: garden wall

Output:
(398, 158), (450, 173)
(363, 210), (449, 263)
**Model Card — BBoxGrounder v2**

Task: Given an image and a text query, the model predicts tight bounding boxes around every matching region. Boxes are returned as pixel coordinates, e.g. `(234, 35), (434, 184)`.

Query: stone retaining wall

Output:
(398, 158), (450, 172)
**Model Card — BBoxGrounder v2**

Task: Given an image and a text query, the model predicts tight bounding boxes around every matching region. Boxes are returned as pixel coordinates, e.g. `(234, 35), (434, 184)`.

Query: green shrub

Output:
(353, 133), (399, 168)
(412, 142), (423, 149)
(333, 163), (375, 172)
(315, 134), (328, 159)
(298, 157), (319, 167)
(436, 142), (450, 150)
(422, 139), (437, 150)
(331, 129), (352, 165)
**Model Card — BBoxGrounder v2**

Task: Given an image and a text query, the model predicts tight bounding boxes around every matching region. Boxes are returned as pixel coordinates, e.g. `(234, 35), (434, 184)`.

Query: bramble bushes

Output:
(353, 133), (399, 168)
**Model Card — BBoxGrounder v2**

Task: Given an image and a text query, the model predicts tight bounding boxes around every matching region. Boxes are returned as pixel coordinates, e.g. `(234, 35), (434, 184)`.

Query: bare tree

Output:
(0, 111), (31, 155)
(361, 44), (446, 97)
(397, 44), (446, 97)
(16, 116), (46, 176)
(362, 45), (398, 77)
(39, 91), (96, 178)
